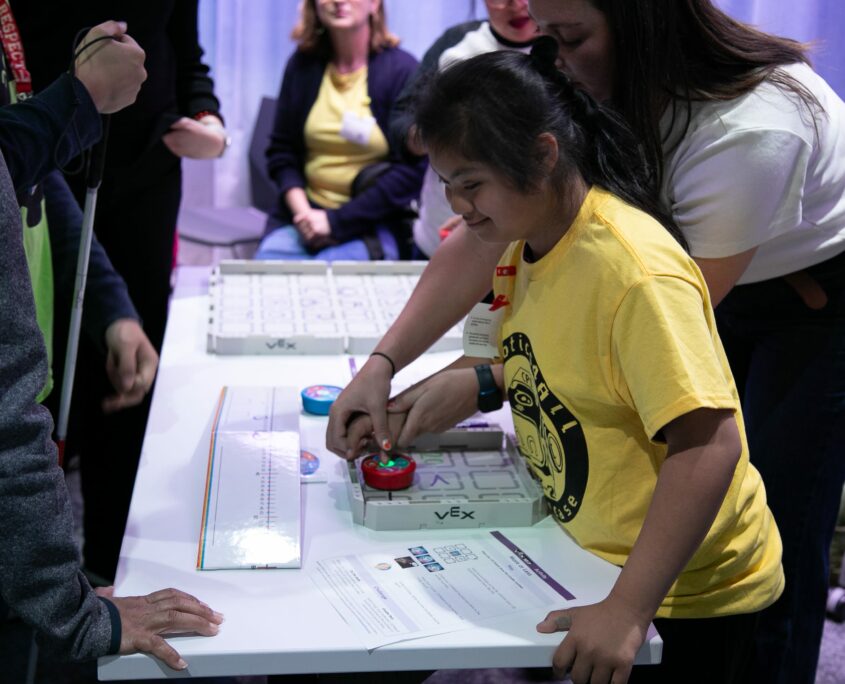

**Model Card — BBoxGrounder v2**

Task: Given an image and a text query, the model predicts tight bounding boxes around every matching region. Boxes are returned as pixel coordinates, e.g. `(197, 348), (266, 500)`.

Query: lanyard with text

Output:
(0, 0), (31, 99)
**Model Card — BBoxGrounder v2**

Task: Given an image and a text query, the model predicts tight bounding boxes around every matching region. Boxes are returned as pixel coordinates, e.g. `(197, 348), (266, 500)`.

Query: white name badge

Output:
(463, 302), (505, 358)
(340, 111), (376, 146)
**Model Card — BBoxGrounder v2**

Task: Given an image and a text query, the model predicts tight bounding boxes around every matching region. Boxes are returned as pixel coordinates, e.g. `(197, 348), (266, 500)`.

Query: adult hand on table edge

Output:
(95, 586), (224, 671)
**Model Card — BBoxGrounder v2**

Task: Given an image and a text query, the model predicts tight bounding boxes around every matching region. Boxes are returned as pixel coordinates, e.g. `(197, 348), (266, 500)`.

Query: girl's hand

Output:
(536, 596), (650, 684)
(341, 410), (410, 461)
(387, 367), (479, 448)
(162, 116), (227, 159)
(327, 355), (396, 459)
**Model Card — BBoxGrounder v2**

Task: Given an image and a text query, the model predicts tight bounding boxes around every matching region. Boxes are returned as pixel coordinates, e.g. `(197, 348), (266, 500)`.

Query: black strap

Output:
(361, 231), (385, 261)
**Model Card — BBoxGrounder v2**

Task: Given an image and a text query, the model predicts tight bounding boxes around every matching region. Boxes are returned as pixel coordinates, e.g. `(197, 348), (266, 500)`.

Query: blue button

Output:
(301, 385), (343, 415)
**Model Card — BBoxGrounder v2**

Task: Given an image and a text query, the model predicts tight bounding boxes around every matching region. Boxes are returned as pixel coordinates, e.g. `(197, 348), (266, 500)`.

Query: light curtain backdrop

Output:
(182, 0), (845, 210)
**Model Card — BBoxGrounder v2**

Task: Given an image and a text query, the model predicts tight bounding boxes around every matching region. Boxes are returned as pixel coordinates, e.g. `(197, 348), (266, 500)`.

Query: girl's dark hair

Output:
(414, 38), (686, 248)
(593, 0), (820, 187)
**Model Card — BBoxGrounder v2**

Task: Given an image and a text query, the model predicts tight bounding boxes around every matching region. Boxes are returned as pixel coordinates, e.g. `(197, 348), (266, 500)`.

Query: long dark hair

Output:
(593, 0), (820, 187)
(413, 38), (686, 248)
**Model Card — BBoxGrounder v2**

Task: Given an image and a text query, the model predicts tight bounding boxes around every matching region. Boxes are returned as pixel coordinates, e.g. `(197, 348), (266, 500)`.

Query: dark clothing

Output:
(14, 0), (221, 169)
(266, 47), (425, 242)
(15, 0), (221, 580)
(0, 55), (137, 348)
(0, 129), (118, 662)
(626, 613), (760, 684)
(389, 20), (484, 161)
(44, 169), (138, 350)
(0, 73), (101, 194)
(716, 248), (845, 684)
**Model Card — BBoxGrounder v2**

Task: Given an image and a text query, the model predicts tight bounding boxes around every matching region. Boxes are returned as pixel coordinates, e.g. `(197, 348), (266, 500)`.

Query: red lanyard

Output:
(0, 0), (31, 99)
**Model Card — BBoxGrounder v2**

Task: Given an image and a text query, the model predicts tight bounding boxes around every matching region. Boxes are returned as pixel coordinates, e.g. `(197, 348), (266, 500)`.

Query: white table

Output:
(98, 267), (662, 680)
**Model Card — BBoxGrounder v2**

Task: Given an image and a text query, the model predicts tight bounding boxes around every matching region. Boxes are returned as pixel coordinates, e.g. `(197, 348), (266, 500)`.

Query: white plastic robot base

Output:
(207, 260), (464, 355)
(345, 430), (548, 531)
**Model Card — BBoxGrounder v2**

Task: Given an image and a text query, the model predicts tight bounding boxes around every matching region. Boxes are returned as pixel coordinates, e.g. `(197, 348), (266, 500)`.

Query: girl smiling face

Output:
(429, 140), (580, 261)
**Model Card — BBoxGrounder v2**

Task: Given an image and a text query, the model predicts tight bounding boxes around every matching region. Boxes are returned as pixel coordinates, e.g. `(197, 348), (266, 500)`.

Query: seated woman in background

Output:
(255, 0), (425, 261)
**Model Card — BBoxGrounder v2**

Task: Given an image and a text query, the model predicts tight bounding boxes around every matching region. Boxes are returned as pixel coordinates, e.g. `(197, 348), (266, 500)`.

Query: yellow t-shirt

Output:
(303, 64), (389, 209)
(494, 186), (784, 618)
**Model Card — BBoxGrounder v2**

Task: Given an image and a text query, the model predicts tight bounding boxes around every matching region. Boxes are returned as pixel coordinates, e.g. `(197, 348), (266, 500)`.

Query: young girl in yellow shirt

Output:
(346, 40), (784, 684)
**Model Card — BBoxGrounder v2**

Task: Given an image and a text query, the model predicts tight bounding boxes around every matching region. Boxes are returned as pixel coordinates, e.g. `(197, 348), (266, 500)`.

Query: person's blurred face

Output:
(528, 0), (614, 103)
(315, 0), (379, 33)
(485, 0), (537, 44)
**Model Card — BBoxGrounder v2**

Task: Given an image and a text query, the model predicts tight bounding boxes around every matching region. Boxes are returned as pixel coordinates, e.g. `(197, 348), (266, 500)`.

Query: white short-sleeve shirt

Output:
(661, 62), (845, 283)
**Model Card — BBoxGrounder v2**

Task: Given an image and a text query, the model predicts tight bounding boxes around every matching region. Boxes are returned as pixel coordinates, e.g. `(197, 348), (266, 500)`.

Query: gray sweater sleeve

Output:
(0, 150), (116, 660)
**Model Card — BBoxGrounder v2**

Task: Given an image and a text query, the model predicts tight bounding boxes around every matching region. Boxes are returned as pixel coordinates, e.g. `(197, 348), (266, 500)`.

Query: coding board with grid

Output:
(345, 436), (548, 531)
(207, 260), (464, 355)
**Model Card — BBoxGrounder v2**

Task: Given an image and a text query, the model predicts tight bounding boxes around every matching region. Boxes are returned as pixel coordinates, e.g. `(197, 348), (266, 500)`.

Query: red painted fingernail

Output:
(381, 438), (392, 451)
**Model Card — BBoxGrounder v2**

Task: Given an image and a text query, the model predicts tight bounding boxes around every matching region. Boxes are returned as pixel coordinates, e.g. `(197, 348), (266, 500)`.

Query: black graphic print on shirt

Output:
(502, 331), (588, 524)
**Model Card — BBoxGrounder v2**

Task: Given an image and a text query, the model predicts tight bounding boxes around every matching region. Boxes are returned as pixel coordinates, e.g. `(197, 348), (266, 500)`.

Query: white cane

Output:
(55, 116), (110, 467)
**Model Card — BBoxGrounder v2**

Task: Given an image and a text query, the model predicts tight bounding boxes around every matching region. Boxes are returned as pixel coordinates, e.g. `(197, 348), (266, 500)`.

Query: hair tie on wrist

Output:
(370, 351), (396, 378)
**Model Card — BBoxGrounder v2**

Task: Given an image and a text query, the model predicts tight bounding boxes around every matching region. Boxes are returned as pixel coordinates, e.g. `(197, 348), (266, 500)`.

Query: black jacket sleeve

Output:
(168, 0), (223, 121)
(0, 73), (101, 192)
(43, 170), (139, 350)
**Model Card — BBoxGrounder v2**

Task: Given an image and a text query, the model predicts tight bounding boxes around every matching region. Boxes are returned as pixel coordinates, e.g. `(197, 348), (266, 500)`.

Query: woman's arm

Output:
(326, 224), (504, 456)
(537, 407), (741, 683)
(694, 248), (757, 306)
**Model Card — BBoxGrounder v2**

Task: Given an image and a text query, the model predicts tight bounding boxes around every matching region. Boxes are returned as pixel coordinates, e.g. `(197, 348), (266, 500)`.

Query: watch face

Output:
(478, 390), (503, 413)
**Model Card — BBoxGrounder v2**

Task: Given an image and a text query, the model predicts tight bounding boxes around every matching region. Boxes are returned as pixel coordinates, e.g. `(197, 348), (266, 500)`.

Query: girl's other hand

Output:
(536, 596), (650, 684)
(327, 355), (395, 459)
(388, 367), (479, 448)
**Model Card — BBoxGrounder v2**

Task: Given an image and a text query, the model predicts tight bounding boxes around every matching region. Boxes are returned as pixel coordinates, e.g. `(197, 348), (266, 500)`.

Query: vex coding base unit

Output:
(207, 260), (464, 355)
(346, 431), (548, 531)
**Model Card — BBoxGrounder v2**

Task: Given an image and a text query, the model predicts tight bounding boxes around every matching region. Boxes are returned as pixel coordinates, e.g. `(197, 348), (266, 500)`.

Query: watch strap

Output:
(474, 364), (503, 413)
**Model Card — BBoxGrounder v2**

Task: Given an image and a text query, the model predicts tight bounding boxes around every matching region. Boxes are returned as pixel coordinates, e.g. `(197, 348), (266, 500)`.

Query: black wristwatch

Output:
(474, 364), (503, 413)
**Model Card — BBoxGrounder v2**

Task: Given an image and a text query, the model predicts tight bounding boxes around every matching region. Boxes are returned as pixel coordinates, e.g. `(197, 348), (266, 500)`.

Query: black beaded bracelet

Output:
(370, 351), (396, 378)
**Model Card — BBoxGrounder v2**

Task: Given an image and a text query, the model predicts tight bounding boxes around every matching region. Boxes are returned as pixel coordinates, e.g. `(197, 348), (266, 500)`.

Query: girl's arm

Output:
(326, 224), (504, 457)
(537, 407), (741, 683)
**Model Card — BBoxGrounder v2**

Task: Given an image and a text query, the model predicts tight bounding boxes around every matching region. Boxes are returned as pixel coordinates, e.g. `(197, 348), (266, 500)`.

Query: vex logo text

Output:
(434, 506), (476, 520)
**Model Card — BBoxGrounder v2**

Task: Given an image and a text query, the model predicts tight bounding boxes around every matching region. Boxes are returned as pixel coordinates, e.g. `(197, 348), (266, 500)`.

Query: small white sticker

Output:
(340, 111), (376, 146)
(463, 301), (506, 358)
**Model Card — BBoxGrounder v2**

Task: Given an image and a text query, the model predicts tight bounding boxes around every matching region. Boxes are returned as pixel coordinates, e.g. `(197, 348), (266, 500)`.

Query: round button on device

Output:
(300, 385), (342, 415)
(361, 453), (416, 490)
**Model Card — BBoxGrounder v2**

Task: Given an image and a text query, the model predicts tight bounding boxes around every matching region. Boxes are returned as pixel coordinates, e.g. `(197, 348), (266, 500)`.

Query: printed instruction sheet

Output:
(311, 531), (576, 650)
